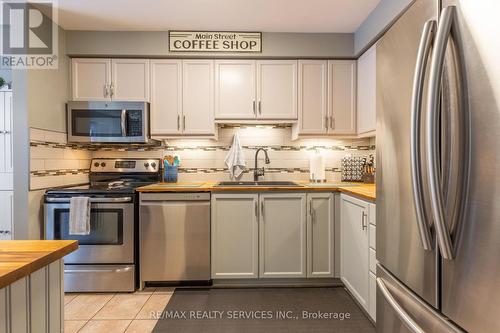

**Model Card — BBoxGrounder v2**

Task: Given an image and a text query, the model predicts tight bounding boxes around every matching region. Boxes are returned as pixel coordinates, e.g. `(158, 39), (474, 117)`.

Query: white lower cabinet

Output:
(340, 194), (377, 321)
(307, 193), (335, 278)
(211, 192), (336, 280)
(0, 260), (64, 333)
(211, 194), (259, 278)
(0, 191), (13, 239)
(259, 193), (306, 278)
(340, 194), (369, 310)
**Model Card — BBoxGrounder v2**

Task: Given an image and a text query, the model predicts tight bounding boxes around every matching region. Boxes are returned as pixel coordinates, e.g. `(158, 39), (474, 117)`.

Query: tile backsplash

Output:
(30, 126), (375, 189)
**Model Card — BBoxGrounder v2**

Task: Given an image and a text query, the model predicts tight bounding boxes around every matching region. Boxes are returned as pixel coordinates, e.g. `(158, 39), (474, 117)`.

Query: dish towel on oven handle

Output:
(69, 196), (91, 235)
(225, 132), (246, 179)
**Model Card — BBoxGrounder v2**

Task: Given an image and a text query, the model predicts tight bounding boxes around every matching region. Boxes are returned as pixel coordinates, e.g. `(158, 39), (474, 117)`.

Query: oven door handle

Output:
(46, 197), (133, 203)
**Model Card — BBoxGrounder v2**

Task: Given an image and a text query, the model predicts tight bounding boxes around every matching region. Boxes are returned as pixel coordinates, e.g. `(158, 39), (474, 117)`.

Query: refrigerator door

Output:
(376, 0), (439, 307)
(438, 1), (500, 332)
(377, 265), (464, 333)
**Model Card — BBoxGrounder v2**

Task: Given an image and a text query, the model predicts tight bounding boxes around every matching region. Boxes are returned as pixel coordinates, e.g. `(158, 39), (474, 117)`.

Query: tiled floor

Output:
(64, 287), (174, 333)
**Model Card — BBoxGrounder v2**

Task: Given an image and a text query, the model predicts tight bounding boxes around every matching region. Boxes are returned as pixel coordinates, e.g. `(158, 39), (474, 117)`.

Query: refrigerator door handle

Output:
(427, 6), (466, 260)
(377, 277), (426, 333)
(410, 19), (436, 251)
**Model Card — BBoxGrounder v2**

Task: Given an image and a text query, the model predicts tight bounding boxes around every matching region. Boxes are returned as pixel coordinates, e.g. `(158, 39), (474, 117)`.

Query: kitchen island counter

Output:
(0, 240), (78, 289)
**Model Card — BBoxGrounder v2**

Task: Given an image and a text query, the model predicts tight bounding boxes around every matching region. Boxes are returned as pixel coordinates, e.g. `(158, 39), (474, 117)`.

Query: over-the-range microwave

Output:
(67, 101), (150, 143)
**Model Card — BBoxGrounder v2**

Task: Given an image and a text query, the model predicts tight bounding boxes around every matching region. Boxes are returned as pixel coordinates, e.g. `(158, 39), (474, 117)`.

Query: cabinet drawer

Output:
(369, 224), (376, 250)
(369, 248), (377, 274)
(369, 203), (376, 225)
(369, 271), (376, 321)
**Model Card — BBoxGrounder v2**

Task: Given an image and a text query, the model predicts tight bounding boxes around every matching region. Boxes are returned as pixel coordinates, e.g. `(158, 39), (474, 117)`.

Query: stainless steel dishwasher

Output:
(139, 192), (210, 286)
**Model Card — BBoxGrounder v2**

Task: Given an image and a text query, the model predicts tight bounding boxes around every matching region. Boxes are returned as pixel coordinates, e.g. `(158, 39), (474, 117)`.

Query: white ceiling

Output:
(54, 0), (380, 33)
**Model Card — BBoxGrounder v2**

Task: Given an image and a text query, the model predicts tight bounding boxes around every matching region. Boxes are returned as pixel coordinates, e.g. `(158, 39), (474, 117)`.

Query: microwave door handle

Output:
(121, 109), (127, 136)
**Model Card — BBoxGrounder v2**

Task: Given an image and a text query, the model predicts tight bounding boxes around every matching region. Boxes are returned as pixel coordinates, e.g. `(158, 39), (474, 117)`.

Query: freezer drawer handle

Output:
(410, 19), (436, 251)
(377, 277), (425, 333)
(65, 267), (132, 274)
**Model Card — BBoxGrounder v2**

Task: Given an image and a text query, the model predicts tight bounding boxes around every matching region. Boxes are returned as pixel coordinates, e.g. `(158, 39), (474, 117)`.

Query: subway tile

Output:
(44, 131), (67, 144)
(30, 159), (45, 171)
(30, 146), (65, 159)
(30, 128), (46, 141)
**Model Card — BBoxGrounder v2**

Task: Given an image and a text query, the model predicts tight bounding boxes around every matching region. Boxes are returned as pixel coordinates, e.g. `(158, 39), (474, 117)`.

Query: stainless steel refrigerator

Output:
(376, 0), (500, 332)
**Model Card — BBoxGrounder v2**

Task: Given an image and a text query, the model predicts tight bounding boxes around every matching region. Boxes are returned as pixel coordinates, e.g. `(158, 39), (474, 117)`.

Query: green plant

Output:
(0, 77), (4, 88)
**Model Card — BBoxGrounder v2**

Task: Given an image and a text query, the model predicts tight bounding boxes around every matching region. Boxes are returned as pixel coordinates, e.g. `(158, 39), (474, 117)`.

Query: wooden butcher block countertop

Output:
(0, 240), (78, 289)
(137, 182), (376, 202)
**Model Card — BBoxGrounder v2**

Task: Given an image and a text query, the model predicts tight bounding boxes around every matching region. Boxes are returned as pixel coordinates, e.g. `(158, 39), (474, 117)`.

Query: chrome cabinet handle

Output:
(253, 101), (256, 115)
(261, 201), (264, 217)
(309, 200), (315, 224)
(255, 201), (258, 218)
(183, 115), (186, 130)
(330, 117), (335, 130)
(426, 6), (464, 260)
(410, 19), (436, 251)
(121, 109), (127, 136)
(325, 115), (329, 130)
(104, 84), (109, 97)
(177, 114), (180, 131)
(362, 211), (367, 230)
(258, 101), (262, 114)
(110, 83), (114, 98)
(377, 278), (425, 333)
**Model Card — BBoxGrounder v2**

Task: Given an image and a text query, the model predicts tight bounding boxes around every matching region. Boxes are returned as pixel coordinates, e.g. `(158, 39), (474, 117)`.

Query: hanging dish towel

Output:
(69, 197), (91, 235)
(225, 132), (246, 179)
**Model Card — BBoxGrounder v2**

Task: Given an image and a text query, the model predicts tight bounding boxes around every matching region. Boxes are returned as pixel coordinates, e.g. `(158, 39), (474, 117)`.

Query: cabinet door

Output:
(328, 60), (356, 134)
(259, 193), (306, 278)
(4, 92), (12, 174)
(297, 60), (328, 134)
(0, 93), (5, 174)
(340, 194), (369, 310)
(215, 60), (256, 119)
(0, 191), (13, 239)
(211, 194), (259, 279)
(256, 60), (297, 119)
(150, 60), (182, 135)
(307, 193), (335, 278)
(182, 60), (215, 135)
(71, 58), (111, 101)
(357, 45), (377, 134)
(111, 59), (150, 101)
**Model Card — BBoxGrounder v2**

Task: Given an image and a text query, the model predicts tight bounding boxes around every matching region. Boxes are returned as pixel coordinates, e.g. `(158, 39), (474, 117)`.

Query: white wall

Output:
(354, 0), (414, 55)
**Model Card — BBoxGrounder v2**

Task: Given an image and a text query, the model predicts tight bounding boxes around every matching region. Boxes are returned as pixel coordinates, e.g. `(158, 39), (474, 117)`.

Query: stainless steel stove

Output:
(44, 158), (161, 292)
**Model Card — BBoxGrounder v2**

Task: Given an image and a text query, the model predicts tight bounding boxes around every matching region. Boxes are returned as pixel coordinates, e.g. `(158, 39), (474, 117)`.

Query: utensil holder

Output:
(163, 165), (178, 183)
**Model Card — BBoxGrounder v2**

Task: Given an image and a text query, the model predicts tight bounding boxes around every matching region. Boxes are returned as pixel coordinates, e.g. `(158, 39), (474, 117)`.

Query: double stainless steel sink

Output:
(215, 181), (303, 187)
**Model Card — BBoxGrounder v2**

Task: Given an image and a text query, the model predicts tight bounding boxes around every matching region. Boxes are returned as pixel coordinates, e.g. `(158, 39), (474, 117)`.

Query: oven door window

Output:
(71, 109), (123, 137)
(53, 208), (123, 245)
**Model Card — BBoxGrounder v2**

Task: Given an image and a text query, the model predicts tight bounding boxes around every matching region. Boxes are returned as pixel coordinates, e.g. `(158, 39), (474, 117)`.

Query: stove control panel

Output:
(90, 159), (161, 173)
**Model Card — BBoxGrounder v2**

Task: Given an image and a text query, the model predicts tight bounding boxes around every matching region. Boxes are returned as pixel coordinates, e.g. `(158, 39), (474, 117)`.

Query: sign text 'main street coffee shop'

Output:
(169, 31), (262, 53)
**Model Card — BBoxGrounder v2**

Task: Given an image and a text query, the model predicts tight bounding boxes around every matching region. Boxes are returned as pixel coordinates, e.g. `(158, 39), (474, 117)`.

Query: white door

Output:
(357, 45), (377, 134)
(259, 193), (306, 278)
(307, 193), (335, 278)
(215, 60), (256, 119)
(0, 191), (13, 239)
(71, 58), (111, 101)
(328, 60), (357, 134)
(4, 92), (12, 174)
(297, 60), (328, 134)
(111, 59), (150, 101)
(340, 194), (369, 310)
(150, 60), (182, 135)
(182, 60), (215, 135)
(0, 92), (5, 173)
(256, 60), (297, 119)
(211, 194), (259, 279)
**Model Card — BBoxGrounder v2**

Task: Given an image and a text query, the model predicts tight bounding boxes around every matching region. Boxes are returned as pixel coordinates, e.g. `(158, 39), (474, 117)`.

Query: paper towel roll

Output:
(309, 150), (325, 181)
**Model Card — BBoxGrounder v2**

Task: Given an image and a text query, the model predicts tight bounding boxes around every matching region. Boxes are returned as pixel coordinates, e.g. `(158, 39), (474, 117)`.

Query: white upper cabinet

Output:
(150, 60), (182, 135)
(328, 60), (357, 135)
(72, 58), (149, 101)
(72, 58), (111, 101)
(297, 60), (328, 134)
(357, 45), (377, 135)
(256, 60), (297, 119)
(215, 60), (256, 119)
(111, 59), (150, 101)
(182, 60), (215, 135)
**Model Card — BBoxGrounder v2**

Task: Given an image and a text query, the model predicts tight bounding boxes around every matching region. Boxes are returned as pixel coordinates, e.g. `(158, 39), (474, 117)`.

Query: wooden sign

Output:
(169, 31), (262, 53)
